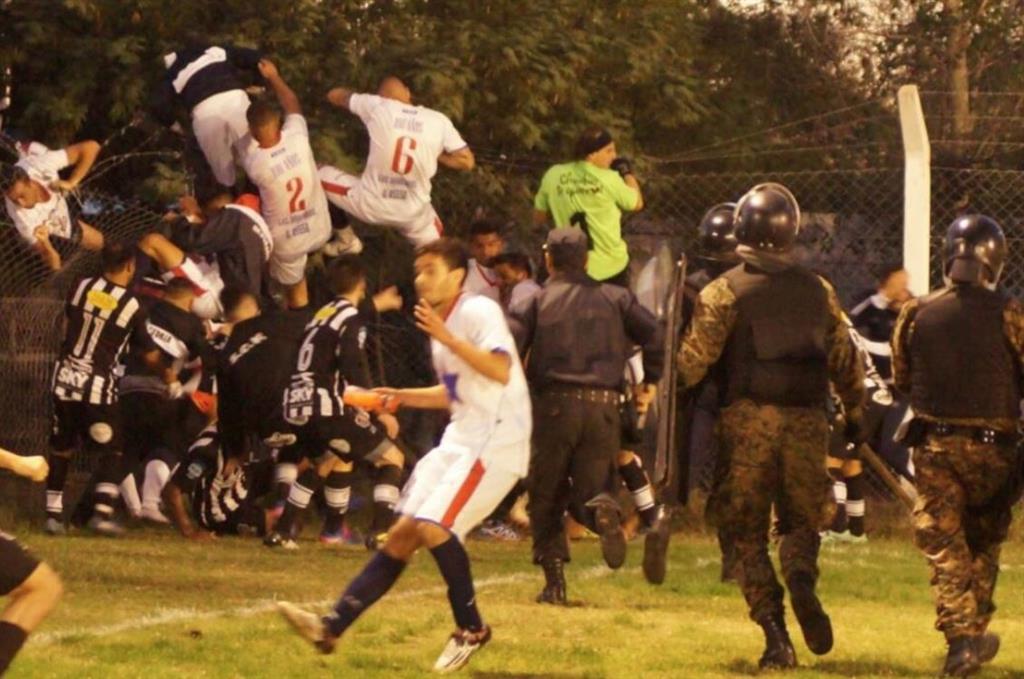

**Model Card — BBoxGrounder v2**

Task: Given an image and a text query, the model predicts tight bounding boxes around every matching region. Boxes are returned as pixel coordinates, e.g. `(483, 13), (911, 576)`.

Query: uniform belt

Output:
(542, 385), (620, 405)
(926, 422), (1018, 446)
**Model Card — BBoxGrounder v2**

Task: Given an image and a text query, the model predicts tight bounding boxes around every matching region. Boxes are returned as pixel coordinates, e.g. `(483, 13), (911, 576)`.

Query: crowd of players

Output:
(0, 40), (1018, 678)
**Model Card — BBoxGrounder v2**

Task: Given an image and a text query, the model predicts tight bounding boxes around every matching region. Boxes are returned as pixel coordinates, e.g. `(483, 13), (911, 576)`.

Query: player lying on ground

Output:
(319, 76), (474, 250)
(2, 139), (102, 271)
(277, 238), (532, 674)
(0, 448), (62, 675)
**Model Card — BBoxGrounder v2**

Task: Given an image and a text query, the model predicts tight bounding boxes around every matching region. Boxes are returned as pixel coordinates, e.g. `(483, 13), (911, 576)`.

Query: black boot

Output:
(942, 636), (981, 677)
(758, 615), (797, 670)
(787, 573), (833, 655)
(586, 494), (626, 569)
(974, 633), (1000, 665)
(535, 558), (567, 605)
(642, 505), (671, 585)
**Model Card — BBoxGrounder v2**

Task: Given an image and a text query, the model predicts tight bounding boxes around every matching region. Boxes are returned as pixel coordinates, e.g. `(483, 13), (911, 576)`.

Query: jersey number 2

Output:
(287, 177), (307, 213)
(391, 136), (417, 175)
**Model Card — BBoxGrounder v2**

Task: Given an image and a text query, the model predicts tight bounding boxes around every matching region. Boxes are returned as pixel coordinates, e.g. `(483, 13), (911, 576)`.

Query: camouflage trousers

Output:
(708, 400), (834, 623)
(912, 434), (1018, 639)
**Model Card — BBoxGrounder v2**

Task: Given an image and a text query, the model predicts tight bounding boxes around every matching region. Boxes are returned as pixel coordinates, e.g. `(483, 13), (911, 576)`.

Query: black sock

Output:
(371, 464), (402, 535)
(0, 622), (27, 674)
(322, 470), (351, 536)
(325, 551), (406, 637)
(846, 473), (865, 537)
(45, 454), (71, 521)
(430, 537), (483, 632)
(93, 453), (123, 519)
(618, 454), (658, 526)
(277, 468), (320, 539)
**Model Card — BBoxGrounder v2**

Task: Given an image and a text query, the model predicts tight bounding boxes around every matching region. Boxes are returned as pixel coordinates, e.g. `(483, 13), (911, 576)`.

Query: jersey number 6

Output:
(287, 177), (307, 213)
(391, 136), (417, 175)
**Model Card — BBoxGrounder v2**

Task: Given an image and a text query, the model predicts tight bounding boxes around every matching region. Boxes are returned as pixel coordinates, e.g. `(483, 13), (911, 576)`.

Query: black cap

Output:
(546, 227), (588, 257)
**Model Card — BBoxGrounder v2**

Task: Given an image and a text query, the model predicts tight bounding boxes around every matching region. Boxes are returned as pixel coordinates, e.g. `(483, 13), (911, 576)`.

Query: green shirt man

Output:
(533, 127), (643, 283)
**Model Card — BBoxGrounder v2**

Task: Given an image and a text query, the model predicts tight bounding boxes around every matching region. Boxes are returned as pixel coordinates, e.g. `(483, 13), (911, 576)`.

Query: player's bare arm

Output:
(0, 447), (49, 483)
(438, 147), (475, 171)
(624, 174), (644, 211)
(161, 482), (214, 541)
(32, 228), (61, 271)
(325, 86), (354, 110)
(374, 384), (450, 410)
(258, 59), (301, 115)
(414, 299), (511, 385)
(532, 209), (550, 227)
(52, 140), (101, 192)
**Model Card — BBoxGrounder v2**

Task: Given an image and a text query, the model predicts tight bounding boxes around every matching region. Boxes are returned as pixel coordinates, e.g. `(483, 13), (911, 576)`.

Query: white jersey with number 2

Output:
(241, 114), (331, 257)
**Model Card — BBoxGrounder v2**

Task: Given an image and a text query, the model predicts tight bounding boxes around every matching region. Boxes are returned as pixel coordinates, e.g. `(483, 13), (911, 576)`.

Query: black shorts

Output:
(50, 399), (121, 455)
(0, 533), (40, 596)
(293, 409), (391, 465)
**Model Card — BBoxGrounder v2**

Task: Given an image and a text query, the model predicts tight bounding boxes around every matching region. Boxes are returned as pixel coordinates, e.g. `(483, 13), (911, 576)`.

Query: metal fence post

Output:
(899, 84), (932, 296)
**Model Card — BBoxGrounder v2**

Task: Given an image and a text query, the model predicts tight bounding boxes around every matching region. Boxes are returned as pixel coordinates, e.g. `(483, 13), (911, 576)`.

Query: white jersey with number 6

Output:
(241, 114), (331, 259)
(319, 94), (468, 246)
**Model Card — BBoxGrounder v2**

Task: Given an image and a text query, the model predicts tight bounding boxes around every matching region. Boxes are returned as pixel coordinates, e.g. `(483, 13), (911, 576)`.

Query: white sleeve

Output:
(348, 93), (383, 123)
(441, 116), (468, 153)
(20, 149), (69, 179)
(282, 114), (309, 139)
(466, 298), (516, 355)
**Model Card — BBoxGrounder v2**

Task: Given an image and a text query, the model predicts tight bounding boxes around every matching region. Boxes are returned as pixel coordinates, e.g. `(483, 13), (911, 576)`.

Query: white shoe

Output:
(433, 626), (491, 673)
(87, 515), (125, 537)
(276, 601), (336, 654)
(140, 505), (170, 525)
(321, 227), (364, 257)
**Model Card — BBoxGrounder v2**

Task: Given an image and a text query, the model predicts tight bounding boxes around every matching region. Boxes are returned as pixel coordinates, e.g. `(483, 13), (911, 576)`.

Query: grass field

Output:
(4, 524), (1023, 679)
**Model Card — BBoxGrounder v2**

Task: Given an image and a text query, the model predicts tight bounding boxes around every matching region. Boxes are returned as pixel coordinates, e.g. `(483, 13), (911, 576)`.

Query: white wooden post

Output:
(898, 85), (932, 295)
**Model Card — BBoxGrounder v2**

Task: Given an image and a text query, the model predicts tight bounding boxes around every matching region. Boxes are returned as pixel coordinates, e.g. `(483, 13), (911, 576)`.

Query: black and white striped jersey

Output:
(185, 428), (251, 532)
(52, 276), (156, 405)
(283, 298), (368, 424)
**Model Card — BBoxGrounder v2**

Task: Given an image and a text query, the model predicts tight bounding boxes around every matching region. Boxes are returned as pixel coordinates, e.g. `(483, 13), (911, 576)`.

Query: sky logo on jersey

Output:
(86, 289), (118, 312)
(442, 372), (461, 403)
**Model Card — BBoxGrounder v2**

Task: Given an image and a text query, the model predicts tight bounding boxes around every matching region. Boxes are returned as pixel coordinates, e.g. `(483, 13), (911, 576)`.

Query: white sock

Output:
(120, 476), (142, 517)
(142, 460), (171, 511)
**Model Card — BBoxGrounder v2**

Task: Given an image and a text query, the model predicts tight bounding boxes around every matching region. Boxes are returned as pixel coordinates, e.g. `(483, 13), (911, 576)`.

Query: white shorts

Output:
(191, 90), (251, 187)
(396, 443), (522, 541)
(268, 225), (332, 286)
(318, 165), (443, 247)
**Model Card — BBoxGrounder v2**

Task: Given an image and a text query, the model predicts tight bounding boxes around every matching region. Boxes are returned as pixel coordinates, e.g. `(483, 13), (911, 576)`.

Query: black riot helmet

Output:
(698, 202), (739, 261)
(944, 214), (1007, 286)
(733, 182), (801, 252)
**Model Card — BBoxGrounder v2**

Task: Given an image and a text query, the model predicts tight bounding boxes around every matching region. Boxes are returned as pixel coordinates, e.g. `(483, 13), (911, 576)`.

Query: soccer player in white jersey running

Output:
(278, 238), (532, 674)
(240, 59), (334, 309)
(318, 76), (475, 249)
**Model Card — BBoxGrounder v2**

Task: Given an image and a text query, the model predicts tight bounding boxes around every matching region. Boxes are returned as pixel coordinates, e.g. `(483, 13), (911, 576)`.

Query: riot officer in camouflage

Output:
(891, 214), (1023, 677)
(677, 183), (864, 670)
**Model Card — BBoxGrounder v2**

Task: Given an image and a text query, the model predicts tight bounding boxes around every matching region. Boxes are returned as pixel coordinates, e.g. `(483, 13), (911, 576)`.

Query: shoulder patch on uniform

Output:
(314, 306), (335, 322)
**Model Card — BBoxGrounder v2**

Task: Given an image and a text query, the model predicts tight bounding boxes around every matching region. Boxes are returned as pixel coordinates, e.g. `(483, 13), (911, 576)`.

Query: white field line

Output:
(32, 563), (628, 646)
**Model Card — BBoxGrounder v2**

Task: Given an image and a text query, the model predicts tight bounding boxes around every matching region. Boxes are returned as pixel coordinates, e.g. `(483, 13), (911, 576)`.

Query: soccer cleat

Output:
(787, 573), (833, 656)
(758, 615), (798, 670)
(642, 505), (671, 585)
(364, 531), (388, 551)
(588, 495), (626, 569)
(86, 515), (125, 537)
(319, 530), (344, 546)
(140, 506), (171, 525)
(942, 636), (981, 677)
(264, 531), (299, 551)
(974, 633), (1000, 665)
(276, 601), (337, 654)
(44, 517), (66, 536)
(476, 520), (520, 542)
(432, 625), (491, 673)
